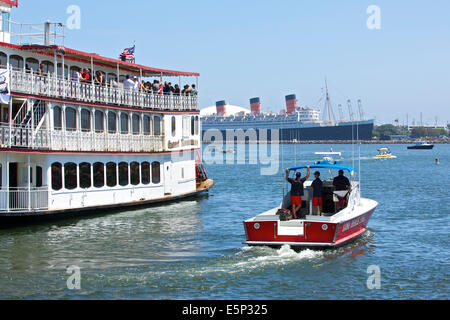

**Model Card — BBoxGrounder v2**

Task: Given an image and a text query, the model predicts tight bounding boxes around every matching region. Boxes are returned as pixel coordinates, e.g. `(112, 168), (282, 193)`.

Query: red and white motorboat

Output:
(243, 164), (378, 249)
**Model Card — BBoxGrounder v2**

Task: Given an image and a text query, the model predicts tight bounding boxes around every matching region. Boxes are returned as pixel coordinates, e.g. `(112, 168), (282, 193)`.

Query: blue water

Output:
(0, 144), (448, 299)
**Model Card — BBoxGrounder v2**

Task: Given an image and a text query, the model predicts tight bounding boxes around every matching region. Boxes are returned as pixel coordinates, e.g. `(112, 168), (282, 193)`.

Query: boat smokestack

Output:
(285, 94), (297, 114)
(250, 97), (261, 116)
(216, 100), (227, 116)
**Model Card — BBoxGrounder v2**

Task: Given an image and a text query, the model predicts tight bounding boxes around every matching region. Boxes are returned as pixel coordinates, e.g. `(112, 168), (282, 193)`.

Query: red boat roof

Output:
(0, 42), (199, 77)
(0, 0), (18, 7)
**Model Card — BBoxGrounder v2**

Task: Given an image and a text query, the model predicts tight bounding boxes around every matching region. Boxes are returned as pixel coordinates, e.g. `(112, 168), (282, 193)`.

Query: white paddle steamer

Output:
(0, 1), (213, 223)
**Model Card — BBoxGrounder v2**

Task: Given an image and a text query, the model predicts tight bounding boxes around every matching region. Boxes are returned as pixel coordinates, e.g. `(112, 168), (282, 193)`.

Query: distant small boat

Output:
(205, 145), (235, 154)
(375, 148), (397, 159)
(315, 151), (342, 165)
(407, 141), (434, 150)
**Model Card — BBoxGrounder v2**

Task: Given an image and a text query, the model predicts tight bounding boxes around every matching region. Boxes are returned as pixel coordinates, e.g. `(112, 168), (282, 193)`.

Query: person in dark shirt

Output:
(333, 170), (351, 211)
(333, 170), (351, 191)
(285, 166), (310, 219)
(311, 171), (323, 216)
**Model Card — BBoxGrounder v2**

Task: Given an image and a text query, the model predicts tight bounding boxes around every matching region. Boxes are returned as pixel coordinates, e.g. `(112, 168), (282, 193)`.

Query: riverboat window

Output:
(41, 61), (54, 75)
(195, 116), (199, 135)
(1, 12), (10, 32)
(79, 163), (91, 189)
(183, 116), (190, 137)
(108, 112), (117, 134)
(152, 162), (161, 184)
(25, 58), (39, 72)
(36, 166), (43, 188)
(120, 113), (129, 134)
(119, 162), (129, 186)
(130, 162), (140, 186)
(64, 163), (77, 190)
(93, 162), (104, 188)
(95, 110), (104, 133)
(81, 109), (91, 132)
(154, 116), (161, 136)
(51, 163), (63, 191)
(191, 116), (195, 136)
(57, 63), (69, 79)
(106, 162), (117, 187)
(0, 52), (6, 68)
(141, 162), (150, 185)
(171, 116), (176, 137)
(143, 115), (152, 135)
(10, 55), (23, 70)
(65, 107), (77, 131)
(53, 106), (62, 130)
(132, 114), (140, 135)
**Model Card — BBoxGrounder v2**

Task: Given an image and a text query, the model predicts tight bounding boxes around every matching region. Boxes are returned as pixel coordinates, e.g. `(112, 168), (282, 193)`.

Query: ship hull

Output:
(202, 120), (374, 141)
(0, 181), (214, 227)
(407, 145), (434, 150)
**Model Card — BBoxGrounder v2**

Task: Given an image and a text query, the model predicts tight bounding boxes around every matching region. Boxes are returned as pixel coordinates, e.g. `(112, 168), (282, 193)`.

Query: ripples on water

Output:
(0, 144), (448, 299)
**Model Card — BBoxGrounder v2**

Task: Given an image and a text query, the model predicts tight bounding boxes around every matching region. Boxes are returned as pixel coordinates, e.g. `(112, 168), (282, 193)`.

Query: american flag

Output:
(120, 45), (135, 63)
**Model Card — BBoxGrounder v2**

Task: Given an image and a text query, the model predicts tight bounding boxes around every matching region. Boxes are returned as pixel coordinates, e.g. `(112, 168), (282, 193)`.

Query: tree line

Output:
(373, 124), (449, 140)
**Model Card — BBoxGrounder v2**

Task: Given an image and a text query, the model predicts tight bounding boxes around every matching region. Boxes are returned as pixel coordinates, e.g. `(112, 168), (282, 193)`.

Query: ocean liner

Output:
(201, 82), (374, 141)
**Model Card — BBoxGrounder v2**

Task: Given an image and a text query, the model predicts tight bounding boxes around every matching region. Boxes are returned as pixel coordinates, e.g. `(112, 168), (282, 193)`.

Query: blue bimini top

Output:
(289, 164), (357, 173)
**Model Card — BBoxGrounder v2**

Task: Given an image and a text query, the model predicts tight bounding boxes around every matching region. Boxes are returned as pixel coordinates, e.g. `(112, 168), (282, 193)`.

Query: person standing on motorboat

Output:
(333, 170), (351, 212)
(286, 166), (310, 219)
(311, 171), (323, 216)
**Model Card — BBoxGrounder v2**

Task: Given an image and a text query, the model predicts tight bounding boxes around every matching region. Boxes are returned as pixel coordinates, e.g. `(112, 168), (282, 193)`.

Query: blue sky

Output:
(11, 0), (450, 125)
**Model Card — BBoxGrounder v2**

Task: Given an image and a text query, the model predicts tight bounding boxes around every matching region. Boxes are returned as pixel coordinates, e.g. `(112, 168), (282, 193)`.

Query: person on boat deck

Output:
(81, 68), (91, 83)
(311, 171), (323, 216)
(72, 67), (82, 83)
(285, 166), (310, 219)
(333, 170), (351, 210)
(123, 75), (135, 91)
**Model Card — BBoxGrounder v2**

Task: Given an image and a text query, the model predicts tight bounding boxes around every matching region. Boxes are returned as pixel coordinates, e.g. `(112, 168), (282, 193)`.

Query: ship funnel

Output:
(216, 100), (227, 116)
(285, 94), (297, 115)
(250, 97), (261, 116)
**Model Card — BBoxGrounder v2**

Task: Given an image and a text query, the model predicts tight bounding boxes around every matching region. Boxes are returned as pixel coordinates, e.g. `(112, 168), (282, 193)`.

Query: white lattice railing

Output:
(0, 187), (49, 212)
(0, 125), (165, 153)
(10, 69), (198, 111)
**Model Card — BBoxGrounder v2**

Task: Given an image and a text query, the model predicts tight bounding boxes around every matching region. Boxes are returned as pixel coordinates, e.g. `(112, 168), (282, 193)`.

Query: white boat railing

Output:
(10, 69), (199, 112)
(0, 125), (165, 153)
(0, 187), (49, 212)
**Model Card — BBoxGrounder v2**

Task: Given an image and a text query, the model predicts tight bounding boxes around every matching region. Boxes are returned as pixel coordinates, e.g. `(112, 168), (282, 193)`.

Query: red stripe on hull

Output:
(335, 209), (375, 244)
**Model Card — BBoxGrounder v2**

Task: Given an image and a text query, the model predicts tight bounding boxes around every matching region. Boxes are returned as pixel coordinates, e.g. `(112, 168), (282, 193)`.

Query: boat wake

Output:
(237, 245), (324, 267)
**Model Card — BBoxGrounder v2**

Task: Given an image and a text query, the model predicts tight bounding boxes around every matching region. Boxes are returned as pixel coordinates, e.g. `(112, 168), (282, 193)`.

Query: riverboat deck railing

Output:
(10, 69), (199, 112)
(0, 187), (49, 212)
(0, 125), (166, 153)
